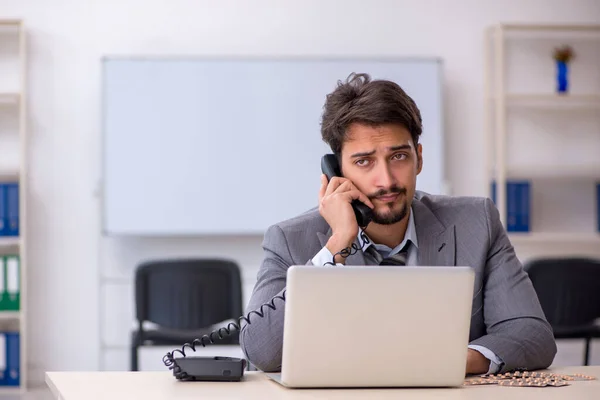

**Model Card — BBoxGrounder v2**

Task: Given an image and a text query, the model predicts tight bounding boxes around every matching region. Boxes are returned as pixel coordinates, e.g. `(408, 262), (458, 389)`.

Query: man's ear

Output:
(416, 144), (423, 174)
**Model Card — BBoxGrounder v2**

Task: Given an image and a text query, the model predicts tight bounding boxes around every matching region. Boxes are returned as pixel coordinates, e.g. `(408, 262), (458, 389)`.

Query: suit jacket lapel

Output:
(412, 198), (456, 266)
(317, 228), (368, 266)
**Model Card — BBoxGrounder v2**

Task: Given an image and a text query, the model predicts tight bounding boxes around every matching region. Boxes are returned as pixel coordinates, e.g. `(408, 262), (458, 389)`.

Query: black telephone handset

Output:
(321, 154), (373, 228)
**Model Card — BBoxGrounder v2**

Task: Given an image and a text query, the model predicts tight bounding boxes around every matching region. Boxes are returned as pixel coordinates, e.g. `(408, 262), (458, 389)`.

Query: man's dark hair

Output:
(320, 72), (423, 155)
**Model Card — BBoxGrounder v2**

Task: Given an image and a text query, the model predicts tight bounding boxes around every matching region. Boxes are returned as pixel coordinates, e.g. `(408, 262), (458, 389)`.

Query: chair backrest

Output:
(134, 258), (243, 330)
(524, 257), (600, 328)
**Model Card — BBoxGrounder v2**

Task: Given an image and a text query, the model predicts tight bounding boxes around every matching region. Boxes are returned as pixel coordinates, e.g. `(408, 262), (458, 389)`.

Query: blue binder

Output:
(518, 182), (530, 232)
(597, 183), (600, 233)
(491, 180), (530, 232)
(0, 184), (6, 236)
(5, 183), (18, 237)
(0, 331), (19, 386)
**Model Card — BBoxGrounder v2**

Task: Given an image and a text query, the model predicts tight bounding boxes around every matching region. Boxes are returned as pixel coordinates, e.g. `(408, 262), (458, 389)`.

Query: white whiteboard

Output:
(102, 57), (444, 235)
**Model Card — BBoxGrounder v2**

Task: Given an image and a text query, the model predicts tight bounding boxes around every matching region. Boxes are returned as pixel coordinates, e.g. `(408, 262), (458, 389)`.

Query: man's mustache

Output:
(368, 186), (407, 199)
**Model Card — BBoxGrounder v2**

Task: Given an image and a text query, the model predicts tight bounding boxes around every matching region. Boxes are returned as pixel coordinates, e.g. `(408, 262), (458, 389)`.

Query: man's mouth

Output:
(376, 194), (399, 202)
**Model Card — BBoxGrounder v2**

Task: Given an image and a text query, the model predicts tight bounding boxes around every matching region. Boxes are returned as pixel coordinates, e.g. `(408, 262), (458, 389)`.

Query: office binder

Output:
(491, 180), (530, 232)
(0, 333), (5, 384)
(0, 256), (19, 312)
(4, 256), (19, 311)
(518, 181), (530, 232)
(0, 332), (19, 386)
(597, 183), (600, 233)
(0, 257), (5, 311)
(0, 184), (6, 236)
(5, 183), (18, 237)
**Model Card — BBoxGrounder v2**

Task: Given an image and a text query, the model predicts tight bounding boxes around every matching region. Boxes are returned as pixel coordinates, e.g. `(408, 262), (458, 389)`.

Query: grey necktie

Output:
(366, 244), (409, 266)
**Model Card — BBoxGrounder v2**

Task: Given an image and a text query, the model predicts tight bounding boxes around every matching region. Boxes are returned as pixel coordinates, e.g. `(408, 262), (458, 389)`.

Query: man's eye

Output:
(392, 153), (407, 161)
(355, 159), (370, 166)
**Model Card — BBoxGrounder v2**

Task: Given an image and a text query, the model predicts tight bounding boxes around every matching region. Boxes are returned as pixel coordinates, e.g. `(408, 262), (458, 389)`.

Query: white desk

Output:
(46, 366), (600, 400)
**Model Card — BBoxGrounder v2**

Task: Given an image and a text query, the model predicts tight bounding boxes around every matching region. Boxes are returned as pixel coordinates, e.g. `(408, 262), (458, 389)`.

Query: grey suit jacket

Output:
(240, 191), (557, 373)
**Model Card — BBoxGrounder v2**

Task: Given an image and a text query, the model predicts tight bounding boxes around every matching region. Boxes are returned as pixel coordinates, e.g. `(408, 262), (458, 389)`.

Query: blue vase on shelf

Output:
(556, 60), (569, 94)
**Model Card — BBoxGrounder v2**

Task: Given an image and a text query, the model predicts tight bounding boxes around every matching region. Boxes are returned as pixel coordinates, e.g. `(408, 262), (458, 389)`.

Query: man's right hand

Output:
(318, 174), (374, 264)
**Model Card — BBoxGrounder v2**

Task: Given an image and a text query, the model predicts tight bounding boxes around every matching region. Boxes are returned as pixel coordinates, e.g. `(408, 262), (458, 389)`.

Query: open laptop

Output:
(266, 265), (475, 388)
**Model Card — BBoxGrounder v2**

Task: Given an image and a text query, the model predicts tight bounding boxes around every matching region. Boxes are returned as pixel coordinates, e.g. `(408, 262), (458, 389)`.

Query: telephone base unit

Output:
(174, 356), (246, 382)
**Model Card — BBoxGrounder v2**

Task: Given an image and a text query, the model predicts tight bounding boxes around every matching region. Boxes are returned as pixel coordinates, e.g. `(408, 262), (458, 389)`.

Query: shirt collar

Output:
(358, 205), (418, 255)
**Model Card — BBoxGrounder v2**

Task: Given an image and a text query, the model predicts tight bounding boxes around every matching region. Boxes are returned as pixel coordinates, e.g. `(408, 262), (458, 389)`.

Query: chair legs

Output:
(131, 343), (139, 371)
(584, 337), (591, 366)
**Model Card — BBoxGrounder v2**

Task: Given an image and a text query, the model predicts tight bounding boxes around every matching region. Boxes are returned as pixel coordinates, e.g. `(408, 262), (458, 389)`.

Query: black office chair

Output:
(524, 257), (600, 366)
(131, 258), (243, 371)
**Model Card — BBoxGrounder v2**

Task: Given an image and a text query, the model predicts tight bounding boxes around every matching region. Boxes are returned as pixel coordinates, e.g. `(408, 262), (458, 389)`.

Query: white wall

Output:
(0, 0), (599, 384)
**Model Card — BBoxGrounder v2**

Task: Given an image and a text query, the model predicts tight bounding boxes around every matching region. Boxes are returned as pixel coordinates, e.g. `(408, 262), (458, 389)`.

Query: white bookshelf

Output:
(509, 232), (600, 245)
(0, 19), (27, 392)
(0, 312), (20, 321)
(506, 165), (600, 181)
(506, 93), (600, 109)
(0, 93), (19, 105)
(0, 237), (20, 247)
(485, 23), (600, 250)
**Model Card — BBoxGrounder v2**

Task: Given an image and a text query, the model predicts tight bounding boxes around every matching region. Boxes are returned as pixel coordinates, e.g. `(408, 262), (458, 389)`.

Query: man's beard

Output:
(368, 186), (408, 225)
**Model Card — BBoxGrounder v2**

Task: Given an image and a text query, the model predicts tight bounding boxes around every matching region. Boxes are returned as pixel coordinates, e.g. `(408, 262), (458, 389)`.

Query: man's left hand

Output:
(466, 349), (491, 375)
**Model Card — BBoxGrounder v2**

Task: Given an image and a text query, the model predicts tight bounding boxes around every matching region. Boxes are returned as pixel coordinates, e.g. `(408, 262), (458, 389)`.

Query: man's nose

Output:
(375, 162), (395, 188)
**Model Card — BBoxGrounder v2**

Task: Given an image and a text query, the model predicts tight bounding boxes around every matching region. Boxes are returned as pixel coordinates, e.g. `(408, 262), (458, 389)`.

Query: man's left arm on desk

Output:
(467, 198), (557, 373)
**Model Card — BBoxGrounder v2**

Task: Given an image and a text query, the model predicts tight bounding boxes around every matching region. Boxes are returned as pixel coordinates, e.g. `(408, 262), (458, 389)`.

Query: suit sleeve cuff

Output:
(311, 246), (342, 266)
(469, 345), (505, 374)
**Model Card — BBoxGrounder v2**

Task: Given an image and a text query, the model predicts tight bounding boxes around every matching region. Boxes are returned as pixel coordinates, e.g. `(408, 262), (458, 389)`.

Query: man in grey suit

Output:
(240, 73), (556, 375)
